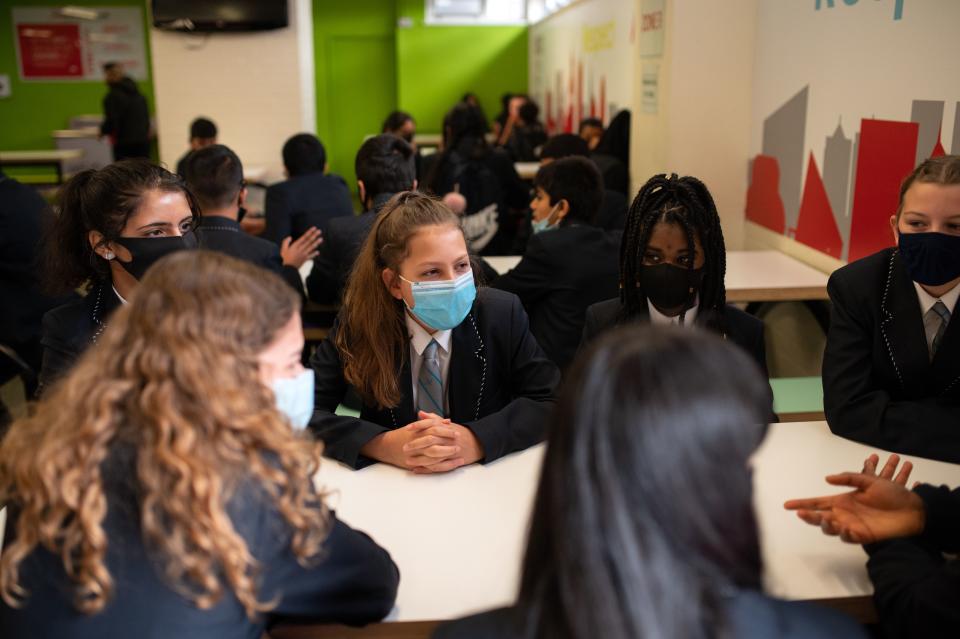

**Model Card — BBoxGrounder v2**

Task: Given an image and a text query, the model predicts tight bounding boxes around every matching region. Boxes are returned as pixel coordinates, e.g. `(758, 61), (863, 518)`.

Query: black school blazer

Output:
(823, 248), (960, 462)
(581, 297), (769, 376)
(308, 288), (560, 469)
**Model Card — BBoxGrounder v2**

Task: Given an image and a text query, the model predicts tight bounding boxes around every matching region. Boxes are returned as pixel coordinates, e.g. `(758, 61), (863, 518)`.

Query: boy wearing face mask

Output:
(492, 157), (620, 371)
(581, 173), (771, 387)
(823, 155), (960, 463)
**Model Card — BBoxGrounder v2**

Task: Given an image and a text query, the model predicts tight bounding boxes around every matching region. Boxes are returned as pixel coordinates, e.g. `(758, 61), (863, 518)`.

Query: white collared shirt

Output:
(647, 299), (699, 327)
(913, 281), (959, 351)
(405, 312), (453, 415)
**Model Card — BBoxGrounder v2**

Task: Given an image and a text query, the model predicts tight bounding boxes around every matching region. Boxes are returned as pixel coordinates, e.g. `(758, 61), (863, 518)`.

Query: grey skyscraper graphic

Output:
(952, 102), (960, 155)
(761, 86), (808, 233)
(822, 122), (852, 249)
(911, 100), (945, 165)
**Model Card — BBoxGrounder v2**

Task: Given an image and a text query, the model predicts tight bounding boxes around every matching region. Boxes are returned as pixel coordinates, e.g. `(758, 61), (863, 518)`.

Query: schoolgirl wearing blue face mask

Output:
(309, 191), (560, 471)
(822, 154), (960, 464)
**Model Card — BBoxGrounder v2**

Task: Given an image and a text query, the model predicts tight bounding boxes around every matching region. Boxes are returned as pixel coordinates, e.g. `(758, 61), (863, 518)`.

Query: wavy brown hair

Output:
(337, 191), (465, 408)
(0, 250), (329, 617)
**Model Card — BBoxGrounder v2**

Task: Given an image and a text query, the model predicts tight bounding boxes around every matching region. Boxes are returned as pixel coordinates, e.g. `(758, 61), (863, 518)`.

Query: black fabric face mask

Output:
(112, 232), (197, 280)
(898, 231), (960, 286)
(639, 263), (703, 314)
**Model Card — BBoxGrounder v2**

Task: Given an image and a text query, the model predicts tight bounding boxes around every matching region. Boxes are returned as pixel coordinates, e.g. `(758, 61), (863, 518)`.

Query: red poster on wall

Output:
(17, 23), (84, 78)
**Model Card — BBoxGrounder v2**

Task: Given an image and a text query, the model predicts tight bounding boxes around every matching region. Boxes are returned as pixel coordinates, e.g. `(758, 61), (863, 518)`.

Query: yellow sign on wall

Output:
(582, 21), (615, 53)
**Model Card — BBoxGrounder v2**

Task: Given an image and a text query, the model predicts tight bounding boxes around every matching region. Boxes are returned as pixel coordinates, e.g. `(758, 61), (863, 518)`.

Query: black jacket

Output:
(866, 484), (960, 639)
(432, 591), (865, 639)
(0, 450), (398, 639)
(100, 77), (149, 144)
(0, 173), (70, 367)
(38, 283), (121, 394)
(597, 188), (627, 231)
(492, 225), (621, 371)
(197, 216), (305, 298)
(306, 194), (391, 304)
(308, 288), (560, 468)
(822, 248), (960, 463)
(264, 173), (353, 245)
(582, 297), (769, 375)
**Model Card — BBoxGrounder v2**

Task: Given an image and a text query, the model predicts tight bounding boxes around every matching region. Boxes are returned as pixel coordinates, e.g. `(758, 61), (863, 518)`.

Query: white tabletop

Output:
(486, 250), (830, 303)
(0, 149), (84, 163)
(316, 421), (960, 623)
(514, 162), (540, 180)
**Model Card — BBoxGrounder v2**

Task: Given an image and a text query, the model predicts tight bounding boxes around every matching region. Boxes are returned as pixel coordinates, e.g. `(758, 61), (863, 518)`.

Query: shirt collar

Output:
(647, 299), (699, 326)
(404, 311), (452, 356)
(913, 281), (960, 315)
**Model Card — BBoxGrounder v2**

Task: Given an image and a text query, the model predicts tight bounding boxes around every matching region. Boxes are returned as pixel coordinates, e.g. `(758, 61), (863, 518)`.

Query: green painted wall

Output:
(312, 0), (528, 193)
(0, 1), (155, 154)
(395, 0), (528, 134)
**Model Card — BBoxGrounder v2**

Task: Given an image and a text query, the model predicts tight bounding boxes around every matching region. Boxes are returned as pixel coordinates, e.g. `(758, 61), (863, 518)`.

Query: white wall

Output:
(150, 0), (315, 182)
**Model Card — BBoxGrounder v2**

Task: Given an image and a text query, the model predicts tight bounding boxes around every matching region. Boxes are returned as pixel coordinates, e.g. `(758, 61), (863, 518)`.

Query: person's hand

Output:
(442, 191), (467, 216)
(407, 411), (484, 474)
(361, 412), (463, 471)
(281, 227), (323, 268)
(783, 453), (926, 544)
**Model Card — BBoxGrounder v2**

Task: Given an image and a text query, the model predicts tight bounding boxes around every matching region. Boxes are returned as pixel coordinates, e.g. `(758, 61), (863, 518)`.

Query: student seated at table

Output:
(822, 155), (960, 463)
(38, 159), (198, 393)
(263, 133), (353, 245)
(382, 110), (422, 179)
(184, 144), (320, 297)
(0, 251), (399, 638)
(309, 192), (559, 470)
(581, 173), (769, 377)
(578, 116), (604, 151)
(175, 117), (217, 177)
(492, 157), (619, 371)
(540, 134), (627, 231)
(434, 326), (864, 639)
(500, 100), (547, 163)
(785, 454), (958, 638)
(424, 102), (529, 255)
(307, 134), (416, 304)
(591, 110), (630, 196)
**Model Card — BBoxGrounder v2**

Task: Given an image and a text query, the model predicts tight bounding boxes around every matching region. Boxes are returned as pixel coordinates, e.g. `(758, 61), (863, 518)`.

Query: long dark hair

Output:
(43, 159), (200, 293)
(516, 325), (769, 639)
(620, 173), (727, 332)
(423, 102), (489, 195)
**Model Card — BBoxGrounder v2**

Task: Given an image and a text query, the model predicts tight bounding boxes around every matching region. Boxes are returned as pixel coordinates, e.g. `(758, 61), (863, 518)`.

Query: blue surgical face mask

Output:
(271, 369), (315, 430)
(531, 203), (561, 235)
(898, 232), (960, 287)
(400, 269), (477, 331)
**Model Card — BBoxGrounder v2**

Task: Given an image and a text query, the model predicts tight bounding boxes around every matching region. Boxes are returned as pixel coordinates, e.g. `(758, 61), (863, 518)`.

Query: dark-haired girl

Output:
(309, 192), (559, 471)
(434, 326), (866, 639)
(39, 159), (199, 391)
(581, 173), (769, 375)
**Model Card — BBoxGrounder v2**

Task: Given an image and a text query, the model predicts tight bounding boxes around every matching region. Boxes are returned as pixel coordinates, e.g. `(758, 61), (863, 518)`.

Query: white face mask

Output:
(271, 369), (315, 430)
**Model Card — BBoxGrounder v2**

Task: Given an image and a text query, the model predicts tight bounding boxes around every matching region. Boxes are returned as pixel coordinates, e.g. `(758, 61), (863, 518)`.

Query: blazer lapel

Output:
(448, 311), (484, 423)
(929, 297), (960, 394)
(880, 252), (935, 395)
(393, 351), (417, 427)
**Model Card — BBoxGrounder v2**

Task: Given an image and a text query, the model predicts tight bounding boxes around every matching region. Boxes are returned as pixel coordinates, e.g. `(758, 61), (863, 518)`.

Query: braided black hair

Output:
(619, 173), (727, 334)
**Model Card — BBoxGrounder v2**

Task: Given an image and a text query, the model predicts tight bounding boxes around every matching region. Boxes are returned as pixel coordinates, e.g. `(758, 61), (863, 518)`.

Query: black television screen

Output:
(152, 0), (289, 32)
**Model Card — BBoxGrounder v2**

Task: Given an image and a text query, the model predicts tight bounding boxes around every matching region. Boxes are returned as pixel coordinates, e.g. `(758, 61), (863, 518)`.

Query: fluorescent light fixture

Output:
(59, 6), (101, 20)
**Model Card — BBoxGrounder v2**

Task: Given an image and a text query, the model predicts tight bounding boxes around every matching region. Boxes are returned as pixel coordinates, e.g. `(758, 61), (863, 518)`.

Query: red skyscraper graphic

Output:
(847, 119), (919, 262)
(795, 154), (843, 258)
(745, 155), (787, 234)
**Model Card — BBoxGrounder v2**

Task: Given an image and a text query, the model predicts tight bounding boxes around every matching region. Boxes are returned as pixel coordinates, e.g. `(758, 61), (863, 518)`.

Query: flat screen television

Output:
(152, 0), (289, 32)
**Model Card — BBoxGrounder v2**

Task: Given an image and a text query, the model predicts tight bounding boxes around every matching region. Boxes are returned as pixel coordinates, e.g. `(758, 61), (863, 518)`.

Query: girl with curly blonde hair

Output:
(0, 250), (398, 638)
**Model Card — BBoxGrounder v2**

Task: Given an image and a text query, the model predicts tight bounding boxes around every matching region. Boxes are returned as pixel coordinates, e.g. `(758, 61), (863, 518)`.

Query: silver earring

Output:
(104, 251), (115, 260)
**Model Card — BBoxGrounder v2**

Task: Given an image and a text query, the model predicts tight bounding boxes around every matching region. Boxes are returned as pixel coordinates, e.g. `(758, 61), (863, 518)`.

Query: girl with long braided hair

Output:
(581, 173), (770, 376)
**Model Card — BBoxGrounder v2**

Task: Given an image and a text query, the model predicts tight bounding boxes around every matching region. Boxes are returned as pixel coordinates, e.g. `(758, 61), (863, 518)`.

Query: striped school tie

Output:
(926, 300), (951, 358)
(417, 339), (444, 416)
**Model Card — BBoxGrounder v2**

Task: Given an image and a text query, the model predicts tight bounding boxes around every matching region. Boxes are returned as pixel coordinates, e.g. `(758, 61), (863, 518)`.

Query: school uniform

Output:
(197, 216), (305, 297)
(0, 446), (399, 638)
(263, 173), (354, 245)
(309, 287), (560, 468)
(822, 248), (960, 463)
(306, 194), (392, 304)
(492, 225), (621, 371)
(582, 297), (769, 376)
(432, 590), (866, 639)
(597, 188), (627, 231)
(865, 484), (960, 639)
(38, 282), (122, 394)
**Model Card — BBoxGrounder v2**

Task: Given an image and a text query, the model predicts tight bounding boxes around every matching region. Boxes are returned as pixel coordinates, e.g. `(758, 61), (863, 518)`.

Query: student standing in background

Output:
(99, 62), (151, 161)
